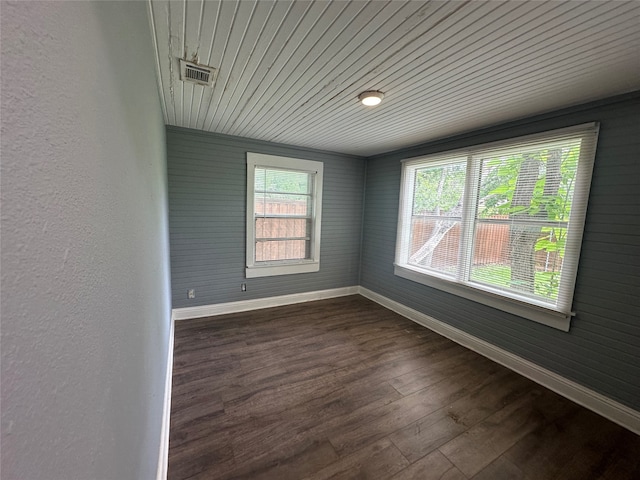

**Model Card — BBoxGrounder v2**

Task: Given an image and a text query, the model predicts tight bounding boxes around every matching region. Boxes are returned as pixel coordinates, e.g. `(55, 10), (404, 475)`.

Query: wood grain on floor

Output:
(168, 295), (640, 480)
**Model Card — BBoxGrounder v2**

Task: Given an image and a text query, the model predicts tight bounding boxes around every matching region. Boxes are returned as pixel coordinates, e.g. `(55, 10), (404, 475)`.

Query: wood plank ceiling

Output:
(148, 0), (640, 156)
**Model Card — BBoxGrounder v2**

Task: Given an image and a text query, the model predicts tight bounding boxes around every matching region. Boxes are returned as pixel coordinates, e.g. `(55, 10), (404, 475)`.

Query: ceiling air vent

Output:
(179, 59), (217, 87)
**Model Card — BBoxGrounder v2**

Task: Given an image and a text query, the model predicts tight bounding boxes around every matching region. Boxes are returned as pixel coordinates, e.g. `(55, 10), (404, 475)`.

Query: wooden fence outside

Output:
(410, 218), (561, 271)
(255, 200), (308, 262)
(256, 201), (561, 271)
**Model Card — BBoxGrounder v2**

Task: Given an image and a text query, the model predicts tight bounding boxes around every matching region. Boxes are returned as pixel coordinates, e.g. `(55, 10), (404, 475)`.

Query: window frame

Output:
(246, 152), (323, 278)
(394, 123), (599, 331)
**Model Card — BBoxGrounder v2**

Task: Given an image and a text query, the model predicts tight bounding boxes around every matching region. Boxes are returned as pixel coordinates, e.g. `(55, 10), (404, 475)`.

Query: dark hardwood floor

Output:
(168, 295), (640, 480)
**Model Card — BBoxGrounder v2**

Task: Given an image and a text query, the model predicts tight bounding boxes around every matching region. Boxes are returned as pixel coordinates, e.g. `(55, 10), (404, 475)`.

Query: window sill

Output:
(393, 264), (571, 332)
(246, 261), (319, 278)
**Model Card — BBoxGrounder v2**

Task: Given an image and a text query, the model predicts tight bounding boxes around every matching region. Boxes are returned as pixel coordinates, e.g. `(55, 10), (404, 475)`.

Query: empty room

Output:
(2, 1), (639, 479)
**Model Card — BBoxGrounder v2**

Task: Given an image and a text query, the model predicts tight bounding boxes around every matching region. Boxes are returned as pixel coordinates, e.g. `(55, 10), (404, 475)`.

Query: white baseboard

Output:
(358, 286), (640, 436)
(172, 286), (359, 321)
(166, 285), (639, 442)
(156, 315), (175, 480)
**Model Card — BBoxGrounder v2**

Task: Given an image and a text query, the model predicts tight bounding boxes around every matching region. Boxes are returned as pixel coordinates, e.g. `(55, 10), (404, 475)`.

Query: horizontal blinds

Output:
(467, 124), (598, 313)
(396, 123), (599, 320)
(471, 123), (598, 159)
(402, 123), (598, 166)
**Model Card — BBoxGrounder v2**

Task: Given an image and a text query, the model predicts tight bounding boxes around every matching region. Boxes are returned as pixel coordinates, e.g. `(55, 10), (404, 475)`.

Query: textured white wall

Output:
(1, 2), (171, 479)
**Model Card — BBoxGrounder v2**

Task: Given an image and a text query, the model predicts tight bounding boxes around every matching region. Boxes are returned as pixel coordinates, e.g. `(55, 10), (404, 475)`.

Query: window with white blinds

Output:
(246, 153), (323, 278)
(394, 123), (599, 331)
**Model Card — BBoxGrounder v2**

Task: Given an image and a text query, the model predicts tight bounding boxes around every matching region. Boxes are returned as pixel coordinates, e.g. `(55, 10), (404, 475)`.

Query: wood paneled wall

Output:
(361, 93), (640, 412)
(167, 127), (365, 308)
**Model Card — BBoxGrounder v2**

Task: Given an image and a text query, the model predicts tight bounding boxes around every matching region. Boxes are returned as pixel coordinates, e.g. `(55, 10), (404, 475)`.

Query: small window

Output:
(246, 153), (323, 278)
(395, 123), (599, 331)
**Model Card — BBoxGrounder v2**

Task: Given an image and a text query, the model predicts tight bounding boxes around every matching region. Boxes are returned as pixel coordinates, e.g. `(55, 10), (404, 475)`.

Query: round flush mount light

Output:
(358, 90), (384, 106)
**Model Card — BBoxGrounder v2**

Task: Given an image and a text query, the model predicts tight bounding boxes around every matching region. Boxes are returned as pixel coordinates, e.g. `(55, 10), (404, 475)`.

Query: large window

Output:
(395, 124), (599, 330)
(246, 153), (323, 278)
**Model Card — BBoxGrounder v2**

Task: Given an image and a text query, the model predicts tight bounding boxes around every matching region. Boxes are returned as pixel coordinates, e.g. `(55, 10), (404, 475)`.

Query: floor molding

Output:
(168, 285), (640, 438)
(358, 286), (640, 436)
(156, 315), (175, 480)
(172, 286), (359, 321)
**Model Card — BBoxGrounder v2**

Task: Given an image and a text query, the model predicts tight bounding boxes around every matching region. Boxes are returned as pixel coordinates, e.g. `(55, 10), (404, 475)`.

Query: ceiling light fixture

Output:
(358, 90), (384, 106)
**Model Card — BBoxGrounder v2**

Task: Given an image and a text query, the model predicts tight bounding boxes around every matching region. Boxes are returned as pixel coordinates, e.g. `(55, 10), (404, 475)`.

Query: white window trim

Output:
(246, 153), (323, 278)
(394, 123), (599, 331)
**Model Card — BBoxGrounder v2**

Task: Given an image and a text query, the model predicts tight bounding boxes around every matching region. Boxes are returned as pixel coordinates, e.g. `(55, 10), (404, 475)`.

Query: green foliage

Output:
(256, 168), (311, 194)
(536, 270), (560, 299)
(412, 162), (466, 215)
(478, 145), (579, 260)
(534, 227), (567, 253)
(470, 264), (560, 300)
(408, 143), (581, 299)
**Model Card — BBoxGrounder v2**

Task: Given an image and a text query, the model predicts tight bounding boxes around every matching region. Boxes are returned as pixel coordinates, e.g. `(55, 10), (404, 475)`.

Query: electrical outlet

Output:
(241, 283), (247, 292)
(188, 289), (195, 299)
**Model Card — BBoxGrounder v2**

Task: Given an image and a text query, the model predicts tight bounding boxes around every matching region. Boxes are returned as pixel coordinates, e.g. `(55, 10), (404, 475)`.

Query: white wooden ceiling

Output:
(148, 0), (640, 156)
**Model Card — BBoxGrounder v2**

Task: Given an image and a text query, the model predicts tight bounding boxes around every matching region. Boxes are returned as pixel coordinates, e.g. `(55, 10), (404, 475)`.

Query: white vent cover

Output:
(179, 59), (217, 87)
